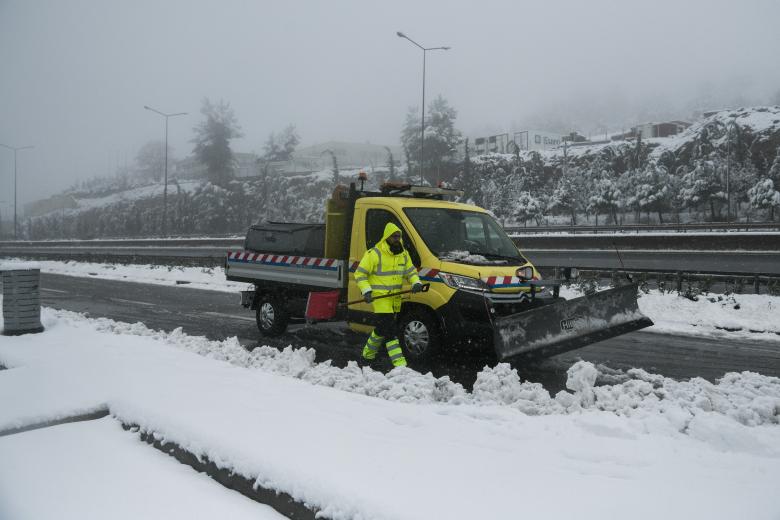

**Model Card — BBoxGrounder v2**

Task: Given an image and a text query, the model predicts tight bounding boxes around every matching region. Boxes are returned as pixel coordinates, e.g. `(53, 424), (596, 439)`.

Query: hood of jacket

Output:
(375, 222), (404, 253)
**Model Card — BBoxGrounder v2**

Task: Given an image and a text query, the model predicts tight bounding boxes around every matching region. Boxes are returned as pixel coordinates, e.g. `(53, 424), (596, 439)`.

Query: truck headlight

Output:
(439, 272), (488, 292)
(517, 266), (534, 280)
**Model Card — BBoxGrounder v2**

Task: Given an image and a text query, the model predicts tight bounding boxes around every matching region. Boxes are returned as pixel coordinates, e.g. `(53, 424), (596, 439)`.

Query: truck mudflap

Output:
(492, 283), (653, 360)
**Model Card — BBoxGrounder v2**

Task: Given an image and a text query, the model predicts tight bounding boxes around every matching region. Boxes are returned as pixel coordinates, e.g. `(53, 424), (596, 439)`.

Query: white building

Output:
(513, 130), (564, 151)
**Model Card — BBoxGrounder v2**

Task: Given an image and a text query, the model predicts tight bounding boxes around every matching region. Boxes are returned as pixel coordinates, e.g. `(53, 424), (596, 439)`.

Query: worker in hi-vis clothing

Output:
(355, 222), (423, 367)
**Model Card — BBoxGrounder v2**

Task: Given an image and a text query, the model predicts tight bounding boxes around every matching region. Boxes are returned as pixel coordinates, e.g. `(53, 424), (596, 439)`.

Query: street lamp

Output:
(0, 143), (34, 240)
(144, 105), (187, 236)
(396, 31), (450, 185)
(725, 117), (737, 223)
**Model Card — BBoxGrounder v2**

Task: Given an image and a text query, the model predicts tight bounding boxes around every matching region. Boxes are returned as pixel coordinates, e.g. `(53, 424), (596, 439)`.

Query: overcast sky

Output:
(1, 0), (779, 208)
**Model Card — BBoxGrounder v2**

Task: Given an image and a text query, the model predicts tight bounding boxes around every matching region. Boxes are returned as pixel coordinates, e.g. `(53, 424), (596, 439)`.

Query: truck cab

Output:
(344, 193), (541, 359)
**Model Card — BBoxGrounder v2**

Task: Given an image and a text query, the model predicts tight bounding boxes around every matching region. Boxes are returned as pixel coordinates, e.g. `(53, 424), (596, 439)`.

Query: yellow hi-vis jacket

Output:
(355, 222), (421, 314)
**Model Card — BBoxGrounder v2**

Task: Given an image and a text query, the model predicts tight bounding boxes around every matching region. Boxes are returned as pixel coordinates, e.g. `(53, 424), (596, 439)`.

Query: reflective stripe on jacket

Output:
(355, 222), (421, 313)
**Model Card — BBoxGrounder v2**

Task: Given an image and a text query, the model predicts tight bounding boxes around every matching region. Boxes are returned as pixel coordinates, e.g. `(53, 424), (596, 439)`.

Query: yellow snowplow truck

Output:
(225, 182), (652, 363)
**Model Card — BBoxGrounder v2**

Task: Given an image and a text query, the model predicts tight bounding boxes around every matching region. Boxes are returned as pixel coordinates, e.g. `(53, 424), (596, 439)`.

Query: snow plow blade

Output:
(493, 283), (653, 360)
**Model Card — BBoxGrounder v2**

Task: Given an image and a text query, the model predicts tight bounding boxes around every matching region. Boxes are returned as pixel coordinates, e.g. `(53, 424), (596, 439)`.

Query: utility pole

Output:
(0, 143), (34, 240)
(144, 106), (187, 236)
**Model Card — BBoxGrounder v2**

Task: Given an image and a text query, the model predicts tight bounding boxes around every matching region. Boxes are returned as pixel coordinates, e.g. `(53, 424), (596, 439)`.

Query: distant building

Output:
(636, 121), (691, 139)
(471, 130), (565, 154)
(611, 120), (691, 141)
(562, 131), (588, 143)
(234, 152), (259, 178)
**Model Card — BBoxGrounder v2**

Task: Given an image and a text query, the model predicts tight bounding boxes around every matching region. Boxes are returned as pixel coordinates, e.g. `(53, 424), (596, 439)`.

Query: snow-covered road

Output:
(3, 257), (779, 341)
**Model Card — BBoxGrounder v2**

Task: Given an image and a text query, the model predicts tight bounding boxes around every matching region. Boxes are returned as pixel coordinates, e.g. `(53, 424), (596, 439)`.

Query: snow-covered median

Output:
(0, 257), (250, 293)
(1, 305), (779, 518)
(3, 257), (779, 341)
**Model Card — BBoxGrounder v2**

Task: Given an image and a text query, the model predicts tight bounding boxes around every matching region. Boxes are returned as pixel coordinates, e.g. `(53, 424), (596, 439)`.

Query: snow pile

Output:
(0, 261), (41, 271)
(439, 250), (507, 264)
(22, 305), (778, 435)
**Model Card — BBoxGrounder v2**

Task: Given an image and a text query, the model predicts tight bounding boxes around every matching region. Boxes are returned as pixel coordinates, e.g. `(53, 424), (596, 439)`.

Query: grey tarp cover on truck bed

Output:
(245, 222), (325, 257)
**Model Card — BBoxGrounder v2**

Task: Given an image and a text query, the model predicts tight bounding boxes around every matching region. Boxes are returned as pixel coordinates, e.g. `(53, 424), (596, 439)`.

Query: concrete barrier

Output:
(2, 268), (44, 335)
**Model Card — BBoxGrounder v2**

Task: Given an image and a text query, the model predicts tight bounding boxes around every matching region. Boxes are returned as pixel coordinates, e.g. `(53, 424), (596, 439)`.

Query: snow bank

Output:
(0, 257), (250, 293)
(5, 303), (776, 434)
(2, 304), (780, 519)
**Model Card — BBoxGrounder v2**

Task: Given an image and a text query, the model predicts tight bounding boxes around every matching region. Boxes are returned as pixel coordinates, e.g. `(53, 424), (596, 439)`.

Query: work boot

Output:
(385, 339), (407, 367)
(362, 331), (383, 361)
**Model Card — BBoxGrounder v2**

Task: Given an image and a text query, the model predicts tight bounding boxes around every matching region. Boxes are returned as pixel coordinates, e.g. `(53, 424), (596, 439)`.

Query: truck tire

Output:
(398, 308), (442, 362)
(256, 294), (289, 336)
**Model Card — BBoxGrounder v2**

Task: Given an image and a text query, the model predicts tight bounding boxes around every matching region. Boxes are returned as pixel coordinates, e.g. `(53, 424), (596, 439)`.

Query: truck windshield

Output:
(403, 208), (527, 265)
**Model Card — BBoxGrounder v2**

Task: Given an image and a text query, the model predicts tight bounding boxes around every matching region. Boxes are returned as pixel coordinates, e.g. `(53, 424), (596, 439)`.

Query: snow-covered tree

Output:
(520, 151), (548, 195)
(587, 173), (622, 225)
(626, 162), (671, 223)
(768, 146), (780, 185)
(191, 98), (243, 186)
(680, 156), (726, 220)
(457, 138), (484, 204)
(513, 191), (546, 226)
(748, 178), (780, 220)
(135, 140), (171, 181)
(550, 165), (587, 225)
(261, 124), (300, 163)
(400, 95), (462, 185)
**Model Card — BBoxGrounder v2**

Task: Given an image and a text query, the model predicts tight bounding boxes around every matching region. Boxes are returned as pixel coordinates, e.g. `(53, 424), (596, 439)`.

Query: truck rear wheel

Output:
(256, 294), (289, 336)
(399, 308), (442, 362)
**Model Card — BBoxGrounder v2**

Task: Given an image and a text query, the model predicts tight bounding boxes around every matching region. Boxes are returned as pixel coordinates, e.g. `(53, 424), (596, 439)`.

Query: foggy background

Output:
(1, 0), (779, 209)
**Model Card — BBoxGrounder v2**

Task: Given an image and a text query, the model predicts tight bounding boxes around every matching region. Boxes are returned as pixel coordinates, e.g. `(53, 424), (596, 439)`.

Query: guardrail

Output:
(3, 236), (780, 277)
(545, 268), (780, 296)
(2, 241), (779, 294)
(506, 221), (780, 234)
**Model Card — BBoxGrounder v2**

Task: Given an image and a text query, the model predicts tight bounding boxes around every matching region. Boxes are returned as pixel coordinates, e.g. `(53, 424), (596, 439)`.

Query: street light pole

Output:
(396, 31), (450, 186)
(726, 117), (737, 223)
(0, 143), (34, 240)
(144, 105), (187, 236)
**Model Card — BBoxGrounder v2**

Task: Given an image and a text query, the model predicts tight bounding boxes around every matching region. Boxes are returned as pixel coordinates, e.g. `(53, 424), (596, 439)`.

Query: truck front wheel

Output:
(256, 294), (289, 336)
(399, 309), (442, 363)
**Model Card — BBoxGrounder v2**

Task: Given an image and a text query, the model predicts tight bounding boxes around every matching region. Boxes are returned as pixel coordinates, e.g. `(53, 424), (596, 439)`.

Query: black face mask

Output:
(388, 241), (404, 254)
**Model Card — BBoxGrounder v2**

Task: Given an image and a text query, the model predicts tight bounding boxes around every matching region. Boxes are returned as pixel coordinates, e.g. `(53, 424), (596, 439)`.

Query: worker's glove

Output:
(411, 283), (423, 293)
(363, 291), (373, 303)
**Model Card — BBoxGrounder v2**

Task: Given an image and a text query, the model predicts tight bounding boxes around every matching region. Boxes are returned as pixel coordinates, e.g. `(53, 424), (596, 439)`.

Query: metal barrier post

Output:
(1, 268), (44, 335)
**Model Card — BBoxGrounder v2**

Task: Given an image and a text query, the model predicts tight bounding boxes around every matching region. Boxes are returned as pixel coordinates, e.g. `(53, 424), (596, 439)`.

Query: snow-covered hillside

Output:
(20, 106), (780, 239)
(475, 106), (780, 164)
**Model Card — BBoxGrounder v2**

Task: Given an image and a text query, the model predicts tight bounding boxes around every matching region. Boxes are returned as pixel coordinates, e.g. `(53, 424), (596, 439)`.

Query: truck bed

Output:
(225, 250), (344, 289)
